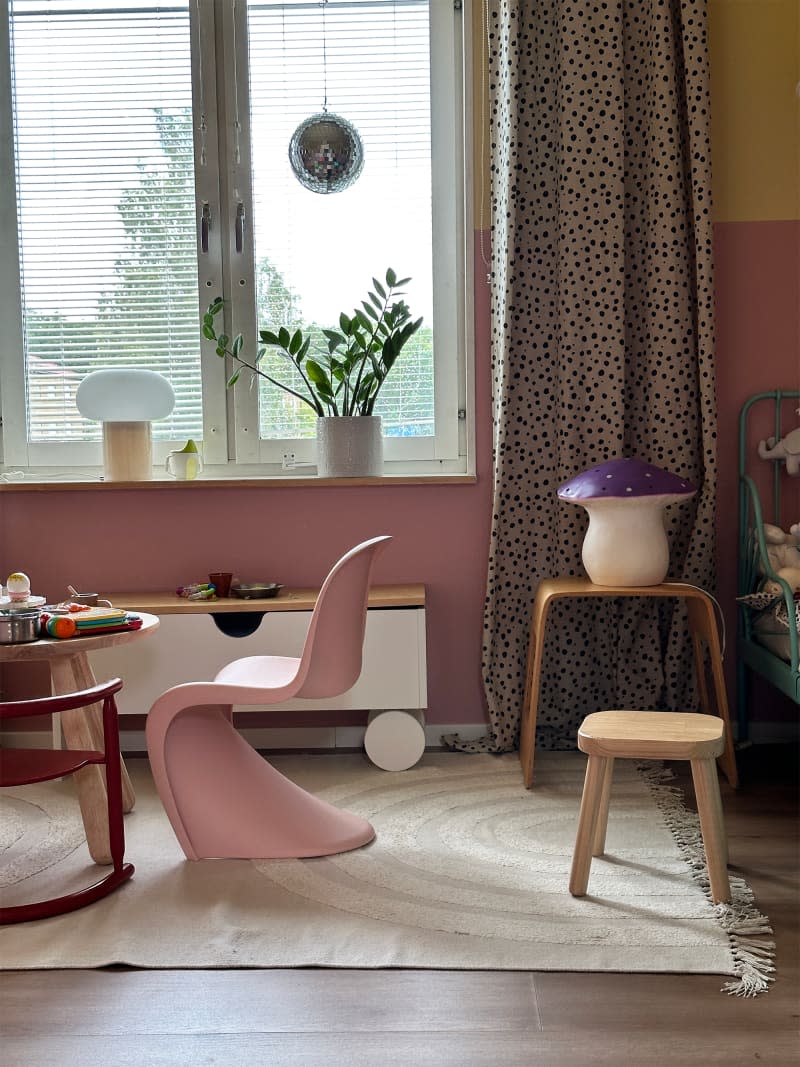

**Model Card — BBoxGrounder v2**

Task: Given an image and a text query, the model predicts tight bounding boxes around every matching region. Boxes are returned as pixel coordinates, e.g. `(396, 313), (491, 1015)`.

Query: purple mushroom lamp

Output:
(557, 458), (696, 587)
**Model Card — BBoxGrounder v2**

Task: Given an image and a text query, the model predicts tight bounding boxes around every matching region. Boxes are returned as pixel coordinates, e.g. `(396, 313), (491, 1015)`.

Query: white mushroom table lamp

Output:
(76, 369), (175, 482)
(557, 457), (697, 587)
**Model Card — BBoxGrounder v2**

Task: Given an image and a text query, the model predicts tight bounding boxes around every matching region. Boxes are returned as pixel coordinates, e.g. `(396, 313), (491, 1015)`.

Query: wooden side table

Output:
(518, 578), (738, 790)
(0, 614), (160, 863)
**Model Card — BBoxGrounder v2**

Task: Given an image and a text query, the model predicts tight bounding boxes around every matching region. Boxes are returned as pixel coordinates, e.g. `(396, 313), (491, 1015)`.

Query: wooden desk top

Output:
(0, 612), (160, 662)
(102, 584), (425, 614)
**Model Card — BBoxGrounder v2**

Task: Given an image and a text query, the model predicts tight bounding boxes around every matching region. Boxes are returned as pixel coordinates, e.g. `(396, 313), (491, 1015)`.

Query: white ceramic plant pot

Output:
(579, 497), (672, 587)
(316, 416), (383, 478)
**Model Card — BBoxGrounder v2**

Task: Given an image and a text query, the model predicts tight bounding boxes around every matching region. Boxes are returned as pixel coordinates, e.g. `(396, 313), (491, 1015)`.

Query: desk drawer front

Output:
(88, 609), (426, 717)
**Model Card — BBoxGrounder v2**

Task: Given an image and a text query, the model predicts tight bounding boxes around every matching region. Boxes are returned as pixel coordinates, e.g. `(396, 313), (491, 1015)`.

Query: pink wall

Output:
(714, 219), (800, 724)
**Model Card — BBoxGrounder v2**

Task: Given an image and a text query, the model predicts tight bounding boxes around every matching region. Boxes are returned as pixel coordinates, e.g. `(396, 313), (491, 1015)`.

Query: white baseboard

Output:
(4, 720), (794, 752)
(1, 722), (492, 753)
(116, 723), (492, 754)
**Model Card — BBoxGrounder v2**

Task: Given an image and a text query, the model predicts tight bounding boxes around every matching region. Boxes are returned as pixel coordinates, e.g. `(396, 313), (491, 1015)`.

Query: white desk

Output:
(90, 585), (427, 730)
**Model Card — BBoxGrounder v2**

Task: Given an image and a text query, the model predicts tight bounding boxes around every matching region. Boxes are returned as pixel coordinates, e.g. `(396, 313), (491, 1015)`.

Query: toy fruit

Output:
(46, 615), (77, 638)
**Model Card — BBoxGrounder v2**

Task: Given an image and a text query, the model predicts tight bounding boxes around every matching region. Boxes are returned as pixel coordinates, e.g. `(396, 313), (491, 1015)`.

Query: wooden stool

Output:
(569, 710), (731, 904)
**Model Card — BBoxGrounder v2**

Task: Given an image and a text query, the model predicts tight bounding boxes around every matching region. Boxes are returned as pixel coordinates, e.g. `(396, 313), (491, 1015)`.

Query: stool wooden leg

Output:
(686, 596), (738, 789)
(690, 758), (731, 904)
(691, 753), (729, 870)
(592, 757), (615, 856)
(569, 755), (608, 896)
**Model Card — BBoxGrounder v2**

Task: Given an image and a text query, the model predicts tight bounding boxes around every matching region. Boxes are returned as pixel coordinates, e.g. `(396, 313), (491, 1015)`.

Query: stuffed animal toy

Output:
(764, 568), (800, 597)
(758, 427), (800, 475)
(762, 524), (800, 595)
(763, 523), (800, 567)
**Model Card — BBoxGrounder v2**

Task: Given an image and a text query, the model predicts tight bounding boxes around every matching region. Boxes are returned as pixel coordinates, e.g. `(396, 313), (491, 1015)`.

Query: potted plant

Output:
(202, 268), (423, 477)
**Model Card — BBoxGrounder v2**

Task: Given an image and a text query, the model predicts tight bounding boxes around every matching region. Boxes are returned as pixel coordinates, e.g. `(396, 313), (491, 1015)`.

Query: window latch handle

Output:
(235, 202), (246, 254)
(200, 201), (211, 254)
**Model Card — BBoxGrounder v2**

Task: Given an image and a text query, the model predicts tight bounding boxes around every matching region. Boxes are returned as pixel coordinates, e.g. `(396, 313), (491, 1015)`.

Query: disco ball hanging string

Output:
(288, 0), (365, 194)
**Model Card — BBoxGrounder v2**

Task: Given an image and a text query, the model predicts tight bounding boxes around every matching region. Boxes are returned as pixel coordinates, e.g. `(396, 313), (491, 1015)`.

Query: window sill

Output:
(0, 467), (477, 492)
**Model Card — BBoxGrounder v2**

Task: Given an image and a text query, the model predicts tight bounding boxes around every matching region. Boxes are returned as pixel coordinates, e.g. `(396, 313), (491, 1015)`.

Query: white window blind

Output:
(246, 0), (435, 441)
(9, 0), (201, 444)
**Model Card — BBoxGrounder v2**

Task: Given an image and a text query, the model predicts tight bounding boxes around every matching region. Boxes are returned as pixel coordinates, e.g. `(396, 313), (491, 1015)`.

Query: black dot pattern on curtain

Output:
(445, 0), (717, 756)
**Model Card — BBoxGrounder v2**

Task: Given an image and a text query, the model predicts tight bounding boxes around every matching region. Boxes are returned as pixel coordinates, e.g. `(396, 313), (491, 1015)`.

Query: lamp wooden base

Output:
(103, 421), (153, 481)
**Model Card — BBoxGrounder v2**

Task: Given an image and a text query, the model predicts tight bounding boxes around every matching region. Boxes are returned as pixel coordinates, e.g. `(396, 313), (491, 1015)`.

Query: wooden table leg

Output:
(519, 589), (551, 789)
(50, 653), (136, 865)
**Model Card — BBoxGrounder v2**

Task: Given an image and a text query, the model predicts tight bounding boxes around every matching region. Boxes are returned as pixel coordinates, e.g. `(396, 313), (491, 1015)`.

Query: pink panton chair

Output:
(145, 535), (391, 860)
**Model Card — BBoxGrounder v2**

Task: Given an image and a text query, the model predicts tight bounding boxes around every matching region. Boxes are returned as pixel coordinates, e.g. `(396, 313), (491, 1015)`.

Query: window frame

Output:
(0, 0), (474, 480)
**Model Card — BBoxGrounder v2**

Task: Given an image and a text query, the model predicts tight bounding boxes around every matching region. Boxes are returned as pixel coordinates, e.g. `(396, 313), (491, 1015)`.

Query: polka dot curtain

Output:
(451, 0), (717, 754)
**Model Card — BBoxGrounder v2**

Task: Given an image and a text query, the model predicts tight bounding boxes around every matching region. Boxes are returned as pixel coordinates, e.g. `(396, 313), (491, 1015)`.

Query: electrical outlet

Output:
(281, 451), (297, 470)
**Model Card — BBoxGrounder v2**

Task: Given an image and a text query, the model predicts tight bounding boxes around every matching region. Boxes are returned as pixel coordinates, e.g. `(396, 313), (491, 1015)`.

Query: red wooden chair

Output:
(0, 677), (134, 924)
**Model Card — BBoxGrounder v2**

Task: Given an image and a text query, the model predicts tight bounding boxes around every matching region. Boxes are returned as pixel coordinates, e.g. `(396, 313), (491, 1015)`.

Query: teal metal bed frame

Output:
(737, 390), (800, 741)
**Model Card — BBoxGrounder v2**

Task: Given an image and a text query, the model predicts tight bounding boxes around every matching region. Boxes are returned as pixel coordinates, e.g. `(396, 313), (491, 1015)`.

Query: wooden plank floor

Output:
(1, 744), (798, 1067)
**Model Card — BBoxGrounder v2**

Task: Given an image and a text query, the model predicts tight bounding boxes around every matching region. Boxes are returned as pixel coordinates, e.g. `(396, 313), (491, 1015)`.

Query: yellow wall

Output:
(709, 0), (800, 222)
(471, 0), (800, 228)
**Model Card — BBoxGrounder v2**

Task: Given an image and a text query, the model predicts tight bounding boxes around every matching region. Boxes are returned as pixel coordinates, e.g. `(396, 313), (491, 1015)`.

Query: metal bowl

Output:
(0, 609), (41, 644)
(230, 583), (283, 600)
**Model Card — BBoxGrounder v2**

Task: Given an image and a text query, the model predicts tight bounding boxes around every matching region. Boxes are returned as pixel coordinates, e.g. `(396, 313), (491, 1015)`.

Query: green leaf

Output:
(259, 329), (281, 347)
(306, 359), (332, 391)
(278, 327), (291, 348)
(372, 277), (386, 299)
(202, 313), (214, 328)
(289, 329), (303, 355)
(385, 267), (397, 287)
(321, 330), (344, 354)
(356, 373), (375, 399)
(354, 310), (372, 333)
(202, 324), (216, 340)
(361, 301), (379, 321)
(232, 334), (243, 357)
(218, 333), (229, 348)
(215, 346), (225, 358)
(339, 312), (352, 335)
(227, 369), (242, 388)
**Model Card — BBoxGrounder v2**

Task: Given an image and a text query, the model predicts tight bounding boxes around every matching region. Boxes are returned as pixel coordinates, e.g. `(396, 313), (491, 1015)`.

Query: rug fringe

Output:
(636, 761), (776, 998)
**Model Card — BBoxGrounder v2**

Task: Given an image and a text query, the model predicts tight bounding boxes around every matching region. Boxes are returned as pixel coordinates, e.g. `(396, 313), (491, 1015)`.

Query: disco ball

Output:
(288, 112), (364, 194)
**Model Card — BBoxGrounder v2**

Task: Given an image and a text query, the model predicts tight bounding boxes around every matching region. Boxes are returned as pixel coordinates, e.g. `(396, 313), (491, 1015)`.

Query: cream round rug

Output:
(0, 752), (772, 994)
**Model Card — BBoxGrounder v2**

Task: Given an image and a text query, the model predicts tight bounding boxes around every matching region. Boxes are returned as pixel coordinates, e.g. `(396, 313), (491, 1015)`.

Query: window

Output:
(0, 0), (471, 477)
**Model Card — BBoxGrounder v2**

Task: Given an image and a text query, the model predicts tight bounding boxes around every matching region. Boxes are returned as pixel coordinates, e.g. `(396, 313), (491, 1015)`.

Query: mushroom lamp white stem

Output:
(76, 369), (175, 481)
(557, 458), (696, 587)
